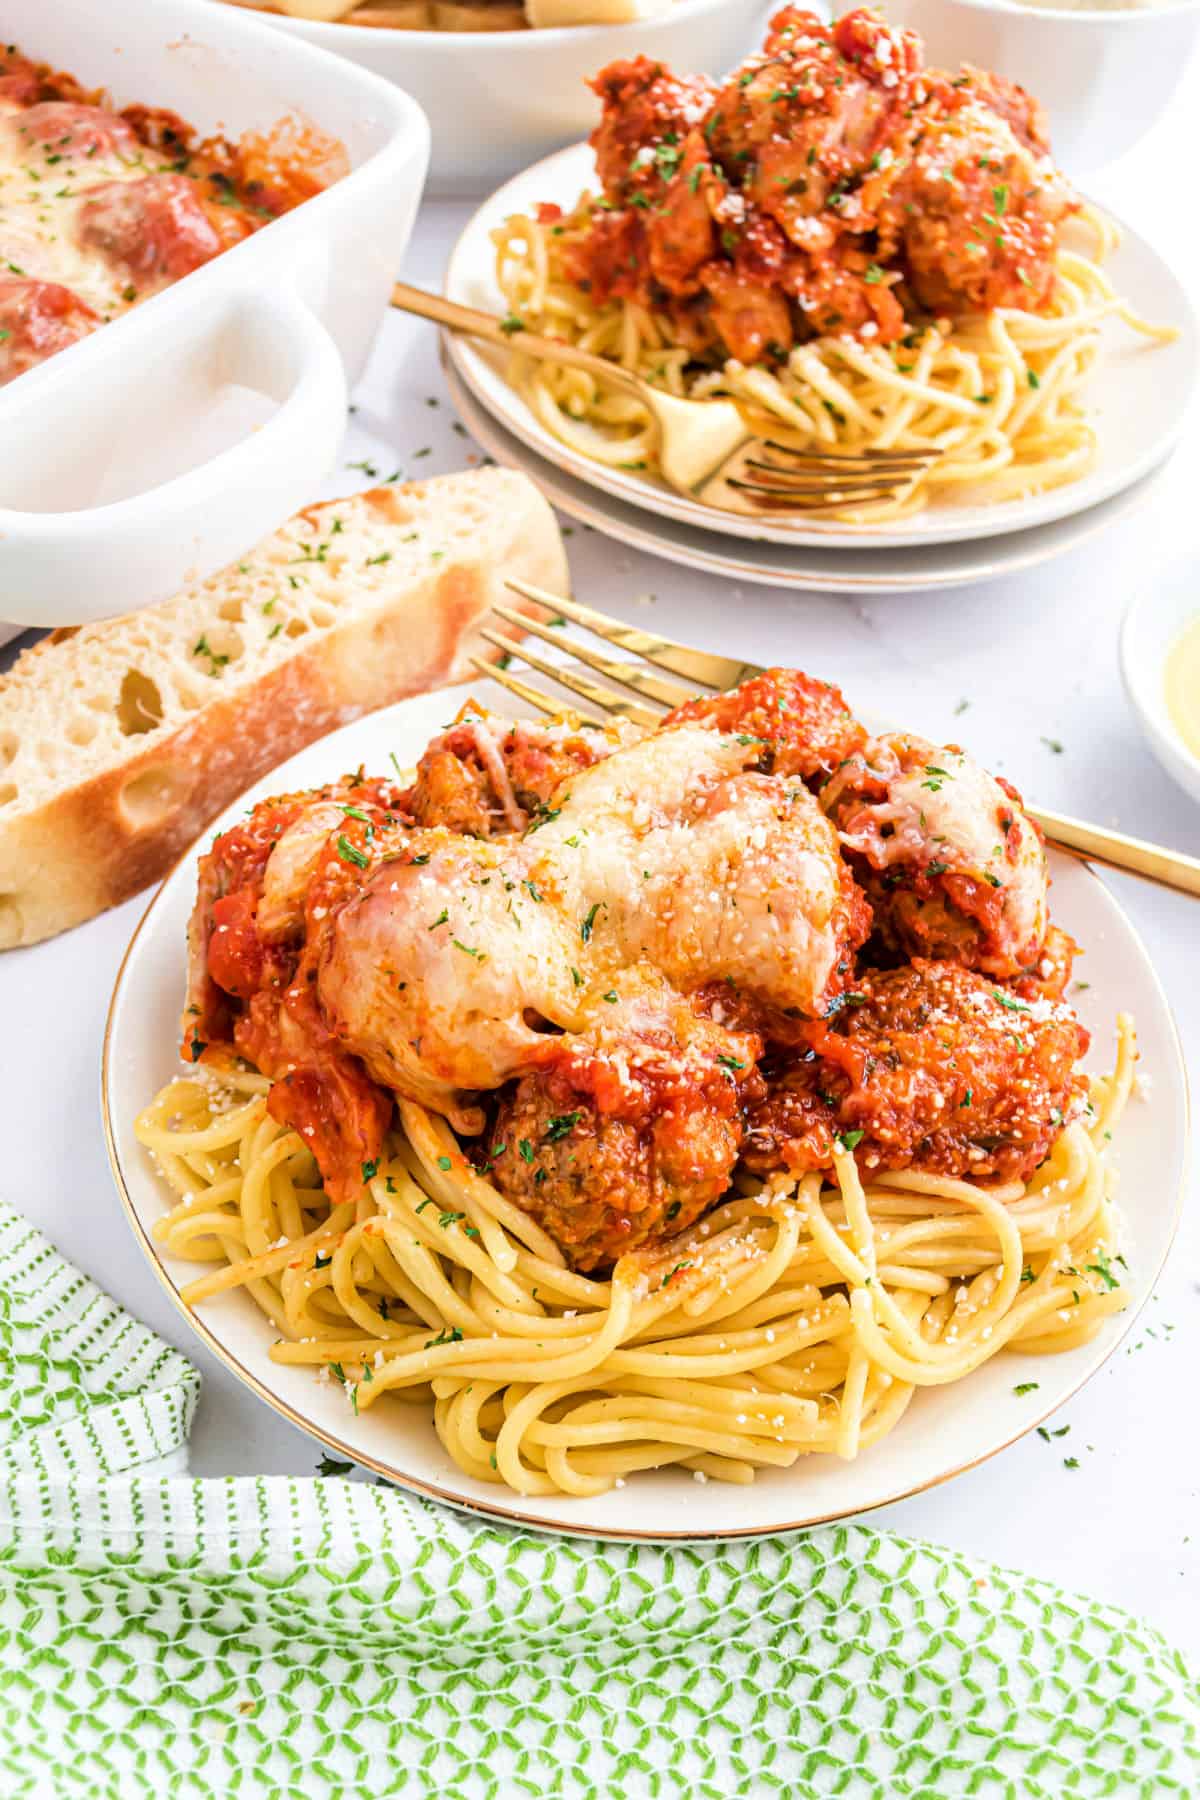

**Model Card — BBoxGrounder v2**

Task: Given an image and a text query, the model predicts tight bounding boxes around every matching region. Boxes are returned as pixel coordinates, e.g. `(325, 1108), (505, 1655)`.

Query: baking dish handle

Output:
(0, 284), (348, 627)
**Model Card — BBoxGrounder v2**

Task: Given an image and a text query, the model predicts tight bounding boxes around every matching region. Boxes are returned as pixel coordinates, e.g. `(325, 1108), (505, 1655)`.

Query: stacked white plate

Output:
(442, 142), (1198, 594)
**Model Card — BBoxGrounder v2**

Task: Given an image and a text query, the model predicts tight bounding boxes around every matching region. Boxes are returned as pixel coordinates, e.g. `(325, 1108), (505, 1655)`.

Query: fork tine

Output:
(727, 478), (917, 506)
(505, 577), (764, 692)
(478, 627), (662, 728)
(744, 456), (932, 482)
(469, 654), (582, 720)
(760, 441), (941, 467)
(490, 601), (683, 710)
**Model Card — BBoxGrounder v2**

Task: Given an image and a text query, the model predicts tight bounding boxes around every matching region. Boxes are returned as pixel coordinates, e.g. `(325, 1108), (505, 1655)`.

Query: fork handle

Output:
(1031, 805), (1200, 898)
(390, 280), (644, 399)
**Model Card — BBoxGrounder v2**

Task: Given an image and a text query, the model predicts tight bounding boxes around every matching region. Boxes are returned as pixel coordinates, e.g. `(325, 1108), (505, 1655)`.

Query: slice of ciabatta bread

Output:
(0, 468), (568, 949)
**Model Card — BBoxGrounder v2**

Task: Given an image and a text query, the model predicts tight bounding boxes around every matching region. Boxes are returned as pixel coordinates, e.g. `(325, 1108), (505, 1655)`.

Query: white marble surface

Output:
(3, 94), (1199, 1652)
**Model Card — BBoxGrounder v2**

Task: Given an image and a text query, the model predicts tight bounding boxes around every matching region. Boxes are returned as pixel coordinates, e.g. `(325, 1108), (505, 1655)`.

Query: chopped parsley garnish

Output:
(436, 1155), (452, 1172)
(992, 991), (1030, 1012)
(518, 1140), (535, 1164)
(426, 1325), (464, 1349)
(316, 1456), (353, 1478)
(660, 1261), (693, 1290)
(498, 314), (526, 336)
(836, 1129), (865, 1152)
(451, 939), (484, 959)
(716, 1054), (746, 1072)
(544, 1112), (582, 1141)
(428, 908), (449, 931)
(580, 902), (601, 943)
(337, 835), (369, 870)
(361, 1159), (379, 1183)
(1013, 1382), (1039, 1396)
(1085, 1252), (1120, 1292)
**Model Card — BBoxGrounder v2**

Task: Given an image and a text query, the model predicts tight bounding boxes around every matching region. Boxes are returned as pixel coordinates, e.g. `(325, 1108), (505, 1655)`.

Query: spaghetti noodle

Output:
(135, 1015), (1134, 1497)
(492, 201), (1174, 523)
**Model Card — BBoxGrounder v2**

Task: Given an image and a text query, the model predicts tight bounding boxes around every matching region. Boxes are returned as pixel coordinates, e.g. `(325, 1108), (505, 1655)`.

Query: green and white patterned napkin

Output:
(0, 1199), (1196, 1800)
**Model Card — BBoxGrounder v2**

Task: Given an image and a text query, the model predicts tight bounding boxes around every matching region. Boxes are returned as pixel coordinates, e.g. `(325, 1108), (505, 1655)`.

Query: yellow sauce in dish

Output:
(1165, 613), (1200, 763)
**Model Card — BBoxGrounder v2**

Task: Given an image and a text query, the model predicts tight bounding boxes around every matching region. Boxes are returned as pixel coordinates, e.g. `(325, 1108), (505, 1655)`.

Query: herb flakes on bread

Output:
(0, 468), (568, 948)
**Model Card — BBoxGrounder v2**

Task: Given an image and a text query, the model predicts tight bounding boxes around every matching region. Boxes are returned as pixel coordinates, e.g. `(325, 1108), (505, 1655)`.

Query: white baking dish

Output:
(0, 0), (430, 626)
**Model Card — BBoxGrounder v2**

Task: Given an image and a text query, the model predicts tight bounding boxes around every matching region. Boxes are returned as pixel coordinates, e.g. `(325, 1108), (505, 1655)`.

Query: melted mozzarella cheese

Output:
(0, 108), (178, 321)
(319, 723), (856, 1113)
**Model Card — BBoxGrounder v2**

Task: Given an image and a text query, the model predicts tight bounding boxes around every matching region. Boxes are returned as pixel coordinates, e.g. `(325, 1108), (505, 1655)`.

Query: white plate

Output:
(446, 352), (1167, 593)
(104, 683), (1188, 1540)
(444, 141), (1198, 552)
(1121, 555), (1200, 808)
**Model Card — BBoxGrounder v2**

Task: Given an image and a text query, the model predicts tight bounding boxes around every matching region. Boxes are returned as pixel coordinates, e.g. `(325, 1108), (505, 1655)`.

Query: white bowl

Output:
(884, 0), (1200, 174)
(213, 0), (770, 195)
(1120, 558), (1200, 807)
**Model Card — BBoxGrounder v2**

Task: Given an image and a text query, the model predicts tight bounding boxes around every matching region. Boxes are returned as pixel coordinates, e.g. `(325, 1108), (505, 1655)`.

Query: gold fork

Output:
(391, 281), (939, 517)
(474, 579), (1200, 901)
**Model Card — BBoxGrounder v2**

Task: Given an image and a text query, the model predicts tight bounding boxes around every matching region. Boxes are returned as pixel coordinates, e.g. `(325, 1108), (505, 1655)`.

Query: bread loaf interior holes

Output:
(117, 669), (164, 737)
(119, 766), (186, 831)
(190, 625), (244, 675)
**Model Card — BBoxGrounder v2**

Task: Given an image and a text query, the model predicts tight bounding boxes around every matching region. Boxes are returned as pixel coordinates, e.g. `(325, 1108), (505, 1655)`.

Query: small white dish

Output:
(1121, 558), (1200, 807)
(206, 0), (767, 196)
(444, 352), (1168, 592)
(884, 0), (1200, 175)
(104, 680), (1187, 1541)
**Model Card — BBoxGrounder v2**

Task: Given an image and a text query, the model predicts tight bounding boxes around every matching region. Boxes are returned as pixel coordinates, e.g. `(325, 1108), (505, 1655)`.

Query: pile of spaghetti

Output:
(490, 8), (1174, 521)
(136, 1019), (1133, 1497)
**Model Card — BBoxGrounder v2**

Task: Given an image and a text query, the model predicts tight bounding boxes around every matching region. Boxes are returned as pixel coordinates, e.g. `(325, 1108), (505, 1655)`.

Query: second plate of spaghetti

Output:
(443, 7), (1196, 548)
(104, 669), (1186, 1539)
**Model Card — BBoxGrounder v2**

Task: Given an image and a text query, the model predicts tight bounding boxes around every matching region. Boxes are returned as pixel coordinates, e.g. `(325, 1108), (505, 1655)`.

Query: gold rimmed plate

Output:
(104, 681), (1188, 1538)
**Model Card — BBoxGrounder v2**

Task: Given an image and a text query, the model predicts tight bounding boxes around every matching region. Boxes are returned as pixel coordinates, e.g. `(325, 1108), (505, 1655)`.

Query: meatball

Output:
(0, 278), (96, 384)
(664, 666), (868, 787)
(744, 957), (1089, 1185)
(822, 732), (1049, 978)
(486, 987), (760, 1270)
(76, 175), (224, 283)
(407, 713), (634, 838)
(588, 57), (718, 205)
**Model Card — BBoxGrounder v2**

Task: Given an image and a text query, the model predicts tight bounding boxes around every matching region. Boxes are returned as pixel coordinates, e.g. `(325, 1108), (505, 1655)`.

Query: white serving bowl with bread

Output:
(0, 468), (568, 950)
(210, 0), (769, 194)
(884, 0), (1200, 172)
(0, 0), (430, 627)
